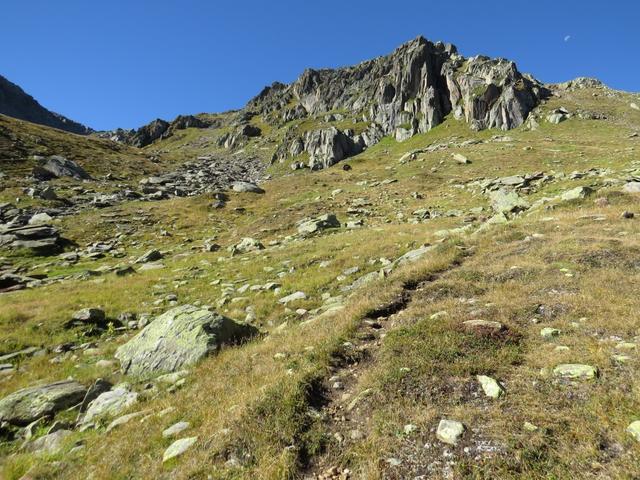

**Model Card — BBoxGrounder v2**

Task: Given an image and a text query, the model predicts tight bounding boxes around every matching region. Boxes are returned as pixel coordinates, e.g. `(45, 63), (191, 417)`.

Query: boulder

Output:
(25, 429), (72, 455)
(489, 189), (529, 214)
(462, 319), (505, 336)
(163, 421), (191, 439)
(33, 156), (91, 180)
(231, 181), (265, 194)
(228, 237), (264, 254)
(66, 308), (106, 328)
(297, 214), (341, 234)
(115, 305), (259, 378)
(560, 186), (593, 201)
(304, 127), (360, 170)
(136, 249), (162, 264)
(80, 386), (138, 425)
(0, 380), (86, 426)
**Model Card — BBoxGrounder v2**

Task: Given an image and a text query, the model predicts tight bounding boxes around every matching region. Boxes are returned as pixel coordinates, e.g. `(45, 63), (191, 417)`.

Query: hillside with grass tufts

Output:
(1, 37), (640, 480)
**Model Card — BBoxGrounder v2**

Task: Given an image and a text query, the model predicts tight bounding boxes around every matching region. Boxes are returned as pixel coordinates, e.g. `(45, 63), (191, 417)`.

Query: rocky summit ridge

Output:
(0, 75), (92, 135)
(106, 36), (547, 170)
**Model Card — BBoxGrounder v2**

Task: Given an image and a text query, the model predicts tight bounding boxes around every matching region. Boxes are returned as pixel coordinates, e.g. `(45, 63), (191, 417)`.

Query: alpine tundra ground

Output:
(1, 82), (640, 479)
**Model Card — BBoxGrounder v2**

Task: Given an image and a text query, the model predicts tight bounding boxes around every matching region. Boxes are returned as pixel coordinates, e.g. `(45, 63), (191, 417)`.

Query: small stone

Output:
(612, 354), (631, 364)
(540, 327), (561, 339)
(278, 291), (306, 304)
(162, 436), (197, 462)
(436, 419), (465, 445)
(162, 421), (191, 439)
(523, 422), (539, 432)
(403, 424), (417, 434)
(626, 421), (640, 441)
(552, 364), (598, 380)
(476, 375), (504, 399)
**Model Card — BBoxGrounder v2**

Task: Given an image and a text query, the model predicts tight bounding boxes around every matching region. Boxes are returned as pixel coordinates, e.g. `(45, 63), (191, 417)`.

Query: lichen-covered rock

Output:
(489, 189), (529, 214)
(477, 375), (504, 399)
(436, 419), (465, 445)
(0, 380), (86, 426)
(80, 386), (138, 425)
(163, 436), (197, 462)
(115, 305), (259, 378)
(553, 363), (598, 380)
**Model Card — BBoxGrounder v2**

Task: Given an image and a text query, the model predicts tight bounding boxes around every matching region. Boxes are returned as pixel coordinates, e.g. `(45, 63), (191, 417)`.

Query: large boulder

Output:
(33, 156), (91, 180)
(115, 305), (259, 378)
(0, 380), (86, 426)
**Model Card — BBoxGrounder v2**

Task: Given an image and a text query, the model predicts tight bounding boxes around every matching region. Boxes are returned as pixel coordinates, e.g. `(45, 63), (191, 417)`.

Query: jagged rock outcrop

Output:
(0, 74), (92, 134)
(104, 115), (213, 147)
(218, 123), (262, 149)
(248, 36), (548, 169)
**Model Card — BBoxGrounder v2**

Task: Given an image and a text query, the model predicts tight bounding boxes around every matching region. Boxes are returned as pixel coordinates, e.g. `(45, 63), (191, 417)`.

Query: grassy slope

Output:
(1, 85), (640, 478)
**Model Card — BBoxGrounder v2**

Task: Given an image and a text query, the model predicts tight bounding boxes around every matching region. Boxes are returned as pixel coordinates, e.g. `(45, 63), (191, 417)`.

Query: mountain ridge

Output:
(0, 74), (92, 135)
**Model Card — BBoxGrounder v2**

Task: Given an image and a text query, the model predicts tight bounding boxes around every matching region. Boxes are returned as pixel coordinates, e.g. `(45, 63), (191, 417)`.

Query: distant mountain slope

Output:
(0, 74), (91, 135)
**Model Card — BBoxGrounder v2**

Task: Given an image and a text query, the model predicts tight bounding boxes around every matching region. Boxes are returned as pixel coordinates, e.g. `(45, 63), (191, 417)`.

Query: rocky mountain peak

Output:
(242, 36), (549, 169)
(0, 74), (91, 135)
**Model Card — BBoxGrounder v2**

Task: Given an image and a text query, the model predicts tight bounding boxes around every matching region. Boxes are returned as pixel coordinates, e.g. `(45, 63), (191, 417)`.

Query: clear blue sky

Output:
(2, 0), (638, 131)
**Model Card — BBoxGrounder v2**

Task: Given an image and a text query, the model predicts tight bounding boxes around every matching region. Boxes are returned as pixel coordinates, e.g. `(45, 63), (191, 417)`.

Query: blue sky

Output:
(2, 0), (638, 130)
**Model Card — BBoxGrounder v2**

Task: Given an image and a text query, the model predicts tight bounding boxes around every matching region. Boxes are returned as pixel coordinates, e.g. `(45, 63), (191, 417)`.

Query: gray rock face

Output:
(304, 128), (361, 170)
(0, 380), (86, 426)
(33, 156), (91, 180)
(248, 36), (547, 169)
(0, 74), (91, 134)
(100, 114), (213, 147)
(115, 305), (259, 378)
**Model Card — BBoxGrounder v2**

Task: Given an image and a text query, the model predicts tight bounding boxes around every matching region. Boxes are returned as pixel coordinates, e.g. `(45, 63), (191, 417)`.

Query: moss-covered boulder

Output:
(115, 305), (259, 378)
(0, 380), (86, 426)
